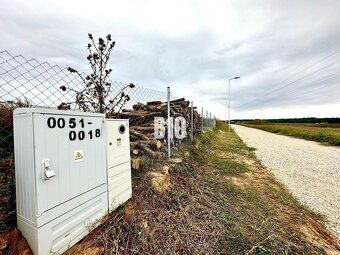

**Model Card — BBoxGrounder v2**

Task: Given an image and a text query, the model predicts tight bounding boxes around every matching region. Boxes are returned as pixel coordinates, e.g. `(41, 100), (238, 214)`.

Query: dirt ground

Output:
(0, 123), (339, 254)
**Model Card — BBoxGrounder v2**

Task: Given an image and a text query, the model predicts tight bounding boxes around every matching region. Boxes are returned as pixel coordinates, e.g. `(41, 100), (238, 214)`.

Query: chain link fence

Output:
(201, 109), (216, 132)
(0, 50), (216, 164)
(0, 49), (217, 231)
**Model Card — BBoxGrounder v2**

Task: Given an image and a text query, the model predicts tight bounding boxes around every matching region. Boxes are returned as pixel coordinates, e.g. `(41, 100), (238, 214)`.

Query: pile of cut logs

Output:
(110, 98), (201, 166)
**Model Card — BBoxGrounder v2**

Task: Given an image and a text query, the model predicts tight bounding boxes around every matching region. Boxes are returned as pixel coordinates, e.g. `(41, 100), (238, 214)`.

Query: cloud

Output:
(0, 0), (340, 118)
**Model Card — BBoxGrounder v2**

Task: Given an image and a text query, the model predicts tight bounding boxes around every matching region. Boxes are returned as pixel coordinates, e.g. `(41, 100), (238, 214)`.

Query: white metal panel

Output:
(106, 119), (130, 168)
(14, 107), (105, 117)
(34, 184), (107, 227)
(33, 113), (107, 214)
(108, 162), (132, 211)
(13, 112), (36, 225)
(18, 192), (108, 255)
(106, 119), (132, 212)
(13, 108), (109, 255)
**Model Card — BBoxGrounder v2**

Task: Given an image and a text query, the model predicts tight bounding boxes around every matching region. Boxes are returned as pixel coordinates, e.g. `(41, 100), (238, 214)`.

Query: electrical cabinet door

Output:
(33, 112), (107, 214)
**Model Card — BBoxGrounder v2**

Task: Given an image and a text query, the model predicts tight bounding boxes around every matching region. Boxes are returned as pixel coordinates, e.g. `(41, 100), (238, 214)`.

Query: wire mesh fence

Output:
(0, 49), (217, 232)
(0, 50), (216, 166)
(202, 111), (216, 132)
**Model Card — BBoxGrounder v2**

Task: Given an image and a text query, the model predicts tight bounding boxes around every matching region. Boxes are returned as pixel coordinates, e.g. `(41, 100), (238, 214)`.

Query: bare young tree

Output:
(59, 33), (135, 113)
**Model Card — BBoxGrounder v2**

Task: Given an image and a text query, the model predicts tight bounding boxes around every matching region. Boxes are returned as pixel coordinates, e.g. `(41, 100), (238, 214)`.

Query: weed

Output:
(210, 157), (249, 175)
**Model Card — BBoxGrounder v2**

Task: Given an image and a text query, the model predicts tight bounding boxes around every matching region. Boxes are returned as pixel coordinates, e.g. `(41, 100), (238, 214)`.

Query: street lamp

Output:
(228, 76), (240, 132)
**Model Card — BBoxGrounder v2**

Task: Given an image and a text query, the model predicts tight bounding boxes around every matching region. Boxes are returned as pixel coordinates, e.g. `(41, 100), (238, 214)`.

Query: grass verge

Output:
(241, 123), (340, 146)
(1, 122), (339, 254)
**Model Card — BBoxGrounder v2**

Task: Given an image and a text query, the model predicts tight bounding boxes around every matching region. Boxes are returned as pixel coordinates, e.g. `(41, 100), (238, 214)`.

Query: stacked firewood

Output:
(111, 98), (201, 164)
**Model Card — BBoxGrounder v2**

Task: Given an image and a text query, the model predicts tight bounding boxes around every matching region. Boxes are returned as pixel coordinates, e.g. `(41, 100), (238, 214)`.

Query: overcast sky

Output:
(1, 0), (340, 119)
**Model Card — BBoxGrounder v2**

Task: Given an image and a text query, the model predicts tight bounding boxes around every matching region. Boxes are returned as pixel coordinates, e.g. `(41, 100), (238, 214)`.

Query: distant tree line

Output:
(267, 117), (340, 124)
(234, 117), (340, 124)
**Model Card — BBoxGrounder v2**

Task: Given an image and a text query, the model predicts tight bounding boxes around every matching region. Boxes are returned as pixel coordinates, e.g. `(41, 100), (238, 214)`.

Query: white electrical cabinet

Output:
(13, 108), (108, 255)
(105, 119), (132, 212)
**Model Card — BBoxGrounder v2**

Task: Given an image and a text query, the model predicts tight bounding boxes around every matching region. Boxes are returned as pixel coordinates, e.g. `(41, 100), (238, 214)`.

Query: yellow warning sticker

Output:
(74, 149), (84, 162)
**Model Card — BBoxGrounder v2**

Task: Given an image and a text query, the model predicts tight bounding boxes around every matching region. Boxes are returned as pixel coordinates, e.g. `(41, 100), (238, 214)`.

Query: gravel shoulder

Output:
(233, 124), (340, 240)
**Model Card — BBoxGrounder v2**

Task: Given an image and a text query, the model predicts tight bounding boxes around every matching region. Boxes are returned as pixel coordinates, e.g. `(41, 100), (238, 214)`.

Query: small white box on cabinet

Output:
(105, 119), (132, 212)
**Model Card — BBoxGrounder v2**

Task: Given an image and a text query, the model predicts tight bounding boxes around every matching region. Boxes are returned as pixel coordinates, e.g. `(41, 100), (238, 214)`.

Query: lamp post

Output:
(228, 76), (240, 132)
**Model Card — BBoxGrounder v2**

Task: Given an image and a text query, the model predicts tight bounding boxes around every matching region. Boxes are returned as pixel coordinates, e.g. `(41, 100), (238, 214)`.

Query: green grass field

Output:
(241, 122), (340, 146)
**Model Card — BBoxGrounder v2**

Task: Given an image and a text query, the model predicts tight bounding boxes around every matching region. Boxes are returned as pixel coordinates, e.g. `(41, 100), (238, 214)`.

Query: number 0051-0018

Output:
(46, 116), (101, 141)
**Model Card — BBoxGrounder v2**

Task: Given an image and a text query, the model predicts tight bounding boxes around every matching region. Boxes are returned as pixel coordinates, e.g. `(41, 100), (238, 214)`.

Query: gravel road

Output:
(233, 125), (340, 239)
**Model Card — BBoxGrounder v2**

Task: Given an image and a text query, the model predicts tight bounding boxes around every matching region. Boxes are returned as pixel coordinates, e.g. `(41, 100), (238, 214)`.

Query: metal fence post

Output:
(207, 112), (209, 130)
(190, 101), (194, 141)
(206, 110), (208, 130)
(210, 112), (212, 130)
(201, 107), (203, 133)
(167, 86), (171, 160)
